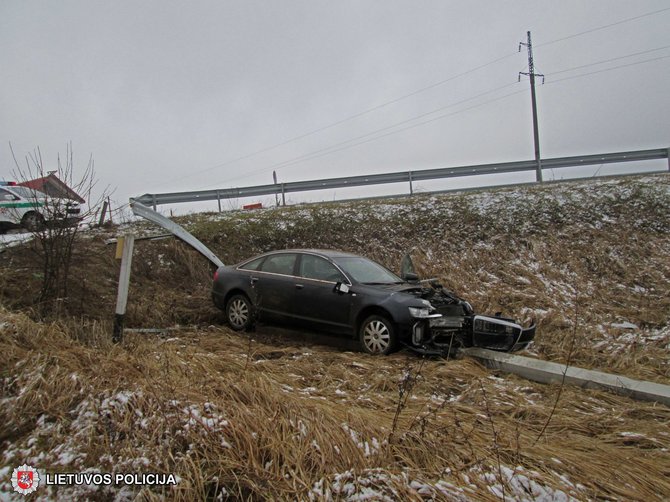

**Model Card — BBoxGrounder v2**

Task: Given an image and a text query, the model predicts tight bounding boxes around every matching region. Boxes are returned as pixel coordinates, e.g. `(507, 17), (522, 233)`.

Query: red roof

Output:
(18, 173), (85, 203)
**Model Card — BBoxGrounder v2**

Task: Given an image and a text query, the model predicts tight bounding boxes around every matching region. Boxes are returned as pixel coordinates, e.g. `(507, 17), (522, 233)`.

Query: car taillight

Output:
(213, 269), (219, 281)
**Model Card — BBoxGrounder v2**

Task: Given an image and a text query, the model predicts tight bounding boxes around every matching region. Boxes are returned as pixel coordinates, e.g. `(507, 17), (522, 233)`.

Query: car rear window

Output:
(260, 254), (297, 275)
(0, 188), (17, 201)
(239, 257), (264, 271)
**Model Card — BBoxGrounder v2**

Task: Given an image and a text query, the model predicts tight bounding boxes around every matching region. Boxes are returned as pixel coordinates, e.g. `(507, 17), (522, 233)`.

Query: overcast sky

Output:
(1, 1), (669, 212)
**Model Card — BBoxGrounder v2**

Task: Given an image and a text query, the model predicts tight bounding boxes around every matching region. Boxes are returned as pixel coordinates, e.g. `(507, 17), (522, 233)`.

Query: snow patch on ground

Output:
(0, 231), (33, 248)
(308, 464), (584, 501)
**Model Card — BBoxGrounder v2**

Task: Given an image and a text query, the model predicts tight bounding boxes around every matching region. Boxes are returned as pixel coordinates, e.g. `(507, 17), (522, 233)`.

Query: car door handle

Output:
(295, 284), (304, 290)
(250, 276), (259, 285)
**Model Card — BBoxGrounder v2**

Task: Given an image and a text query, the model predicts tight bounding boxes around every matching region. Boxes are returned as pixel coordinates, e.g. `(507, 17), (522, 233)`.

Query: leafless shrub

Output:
(389, 358), (425, 443)
(9, 143), (110, 316)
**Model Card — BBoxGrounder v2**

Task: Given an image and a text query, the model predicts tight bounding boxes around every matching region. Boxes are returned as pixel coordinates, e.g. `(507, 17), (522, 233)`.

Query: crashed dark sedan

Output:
(212, 249), (535, 356)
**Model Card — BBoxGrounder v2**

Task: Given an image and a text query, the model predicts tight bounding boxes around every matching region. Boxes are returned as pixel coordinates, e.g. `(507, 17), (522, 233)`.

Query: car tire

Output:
(359, 314), (396, 355)
(226, 294), (254, 331)
(21, 212), (45, 232)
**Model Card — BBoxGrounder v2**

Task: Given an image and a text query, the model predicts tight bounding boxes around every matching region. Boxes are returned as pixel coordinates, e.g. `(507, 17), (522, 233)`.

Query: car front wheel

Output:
(359, 315), (396, 355)
(226, 294), (254, 331)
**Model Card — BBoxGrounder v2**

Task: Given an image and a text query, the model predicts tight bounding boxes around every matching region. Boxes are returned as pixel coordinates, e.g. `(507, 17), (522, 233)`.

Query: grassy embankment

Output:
(1, 174), (668, 500)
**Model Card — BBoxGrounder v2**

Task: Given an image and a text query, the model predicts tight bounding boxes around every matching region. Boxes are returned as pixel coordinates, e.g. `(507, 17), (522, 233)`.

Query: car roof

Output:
(259, 249), (361, 259)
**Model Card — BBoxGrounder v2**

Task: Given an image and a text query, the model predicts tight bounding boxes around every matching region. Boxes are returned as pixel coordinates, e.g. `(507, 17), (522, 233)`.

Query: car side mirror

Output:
(400, 254), (420, 281)
(334, 282), (350, 294)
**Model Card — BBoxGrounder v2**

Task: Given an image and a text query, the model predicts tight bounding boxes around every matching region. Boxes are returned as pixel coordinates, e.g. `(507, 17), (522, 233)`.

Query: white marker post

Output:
(113, 234), (135, 343)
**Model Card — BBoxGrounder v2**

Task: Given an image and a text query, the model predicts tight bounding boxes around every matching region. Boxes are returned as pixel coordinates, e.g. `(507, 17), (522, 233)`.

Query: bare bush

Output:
(10, 143), (110, 315)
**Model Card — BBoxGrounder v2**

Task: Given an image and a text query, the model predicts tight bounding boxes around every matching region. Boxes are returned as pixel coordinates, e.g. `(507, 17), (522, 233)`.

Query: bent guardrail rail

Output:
(130, 200), (224, 268)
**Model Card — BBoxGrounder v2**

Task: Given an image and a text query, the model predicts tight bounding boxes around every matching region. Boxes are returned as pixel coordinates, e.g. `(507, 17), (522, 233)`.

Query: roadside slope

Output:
(1, 174), (669, 500)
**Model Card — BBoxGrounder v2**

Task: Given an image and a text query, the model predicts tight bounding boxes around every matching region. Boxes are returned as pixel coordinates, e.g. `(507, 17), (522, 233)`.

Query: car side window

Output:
(0, 189), (18, 201)
(299, 254), (346, 283)
(239, 257), (264, 271)
(260, 254), (297, 276)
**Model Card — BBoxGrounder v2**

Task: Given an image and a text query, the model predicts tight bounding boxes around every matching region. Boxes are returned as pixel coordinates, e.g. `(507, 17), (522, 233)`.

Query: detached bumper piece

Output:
(406, 313), (536, 357)
(472, 315), (536, 352)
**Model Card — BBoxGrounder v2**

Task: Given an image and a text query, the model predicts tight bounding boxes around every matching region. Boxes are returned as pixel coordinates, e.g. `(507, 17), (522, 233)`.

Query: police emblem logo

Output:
(11, 464), (40, 495)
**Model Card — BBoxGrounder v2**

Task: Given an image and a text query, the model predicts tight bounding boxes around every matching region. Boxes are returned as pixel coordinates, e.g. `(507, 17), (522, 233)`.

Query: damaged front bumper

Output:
(408, 313), (536, 356)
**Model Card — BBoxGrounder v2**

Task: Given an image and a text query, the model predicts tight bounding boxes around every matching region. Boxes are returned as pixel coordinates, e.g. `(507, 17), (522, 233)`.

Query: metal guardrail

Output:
(130, 201), (224, 267)
(132, 147), (669, 209)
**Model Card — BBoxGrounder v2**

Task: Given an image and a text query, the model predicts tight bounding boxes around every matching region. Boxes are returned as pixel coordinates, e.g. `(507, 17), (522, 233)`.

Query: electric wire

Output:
(211, 53), (669, 187)
(148, 51), (519, 189)
(204, 81), (522, 186)
(249, 88), (529, 179)
(546, 54), (670, 85)
(536, 6), (670, 49)
(149, 6), (670, 191)
(548, 45), (670, 76)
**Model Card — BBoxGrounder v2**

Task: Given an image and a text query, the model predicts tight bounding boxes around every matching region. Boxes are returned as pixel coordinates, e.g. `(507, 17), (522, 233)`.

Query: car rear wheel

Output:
(226, 294), (253, 331)
(21, 212), (45, 232)
(359, 315), (396, 355)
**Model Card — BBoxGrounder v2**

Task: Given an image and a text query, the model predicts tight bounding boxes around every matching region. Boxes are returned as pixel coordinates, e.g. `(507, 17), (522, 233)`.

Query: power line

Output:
(149, 51), (519, 189)
(536, 6), (670, 49)
(203, 82), (522, 187)
(259, 88), (528, 176)
(548, 44), (670, 75)
(262, 83), (519, 171)
(546, 54), (670, 84)
(212, 53), (669, 187)
(151, 6), (670, 191)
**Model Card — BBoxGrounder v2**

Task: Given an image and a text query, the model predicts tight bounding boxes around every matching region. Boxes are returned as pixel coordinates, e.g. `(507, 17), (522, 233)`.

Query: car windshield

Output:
(333, 256), (403, 284)
(8, 186), (47, 199)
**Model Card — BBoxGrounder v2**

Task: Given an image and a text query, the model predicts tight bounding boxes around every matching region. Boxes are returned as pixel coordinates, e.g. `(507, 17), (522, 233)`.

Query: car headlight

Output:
(409, 306), (431, 318)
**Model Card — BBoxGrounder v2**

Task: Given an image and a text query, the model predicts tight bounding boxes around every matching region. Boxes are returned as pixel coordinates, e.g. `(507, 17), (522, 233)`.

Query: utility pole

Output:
(519, 31), (544, 183)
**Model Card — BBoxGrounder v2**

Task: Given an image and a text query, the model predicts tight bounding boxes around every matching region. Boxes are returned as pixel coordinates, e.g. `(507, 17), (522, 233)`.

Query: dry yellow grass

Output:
(1, 308), (669, 500)
(1, 174), (669, 500)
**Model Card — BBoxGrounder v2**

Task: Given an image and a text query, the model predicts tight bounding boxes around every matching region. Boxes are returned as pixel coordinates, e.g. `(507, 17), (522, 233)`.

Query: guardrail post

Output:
(113, 234), (135, 343)
(217, 190), (222, 212)
(281, 183), (286, 206)
(98, 200), (109, 227)
(667, 148), (670, 171)
(409, 171), (414, 195)
(152, 194), (157, 211)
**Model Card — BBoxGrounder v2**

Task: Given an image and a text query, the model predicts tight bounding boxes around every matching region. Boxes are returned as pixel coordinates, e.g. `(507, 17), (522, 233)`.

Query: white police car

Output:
(0, 181), (81, 232)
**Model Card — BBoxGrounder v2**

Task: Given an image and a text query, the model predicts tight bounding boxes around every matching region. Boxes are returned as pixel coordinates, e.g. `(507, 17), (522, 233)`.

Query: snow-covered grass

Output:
(1, 309), (669, 500)
(180, 174), (670, 383)
(1, 173), (669, 500)
(0, 230), (34, 249)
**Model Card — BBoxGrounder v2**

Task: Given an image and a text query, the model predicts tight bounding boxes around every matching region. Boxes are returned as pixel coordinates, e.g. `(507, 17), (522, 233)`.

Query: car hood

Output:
(357, 282), (427, 301)
(359, 282), (420, 293)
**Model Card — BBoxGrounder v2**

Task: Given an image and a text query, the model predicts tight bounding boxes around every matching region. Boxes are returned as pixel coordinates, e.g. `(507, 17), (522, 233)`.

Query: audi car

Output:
(212, 249), (535, 356)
